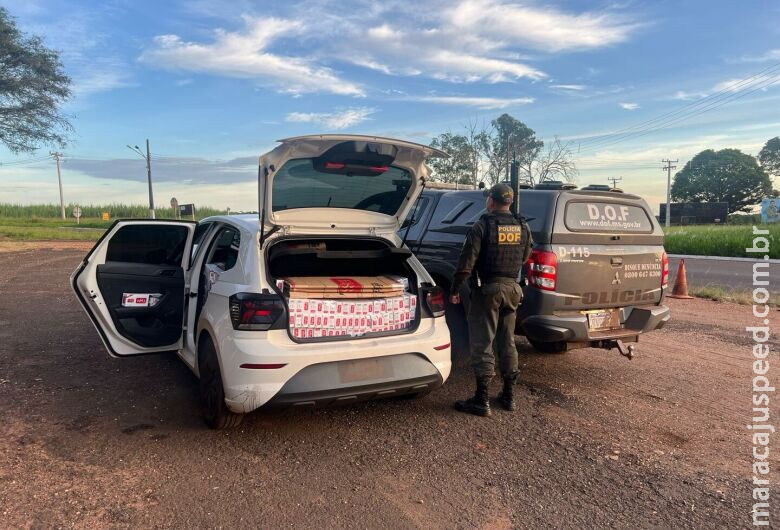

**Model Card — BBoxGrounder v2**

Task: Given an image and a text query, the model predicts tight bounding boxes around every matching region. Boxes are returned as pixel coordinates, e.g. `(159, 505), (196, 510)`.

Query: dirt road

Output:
(0, 243), (777, 528)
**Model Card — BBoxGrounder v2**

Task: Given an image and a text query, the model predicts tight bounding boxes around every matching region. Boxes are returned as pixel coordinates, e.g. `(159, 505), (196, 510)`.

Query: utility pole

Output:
(662, 159), (678, 228)
(50, 152), (65, 220)
(145, 139), (155, 219)
(608, 176), (622, 189)
(127, 140), (155, 219)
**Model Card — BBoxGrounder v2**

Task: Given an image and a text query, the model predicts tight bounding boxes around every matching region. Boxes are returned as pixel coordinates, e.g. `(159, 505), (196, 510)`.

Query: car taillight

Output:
(424, 286), (446, 317)
(527, 249), (557, 291)
(229, 293), (286, 331)
(661, 251), (669, 288)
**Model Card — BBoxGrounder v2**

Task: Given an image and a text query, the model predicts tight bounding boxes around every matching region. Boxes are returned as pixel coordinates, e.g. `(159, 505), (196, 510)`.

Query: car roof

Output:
(201, 214), (260, 233)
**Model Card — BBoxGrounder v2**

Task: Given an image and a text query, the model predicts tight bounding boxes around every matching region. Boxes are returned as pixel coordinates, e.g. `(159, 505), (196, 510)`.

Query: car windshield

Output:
(271, 158), (413, 216)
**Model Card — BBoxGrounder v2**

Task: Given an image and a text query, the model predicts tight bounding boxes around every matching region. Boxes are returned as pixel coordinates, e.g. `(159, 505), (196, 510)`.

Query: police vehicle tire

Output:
(528, 338), (567, 354)
(198, 336), (244, 430)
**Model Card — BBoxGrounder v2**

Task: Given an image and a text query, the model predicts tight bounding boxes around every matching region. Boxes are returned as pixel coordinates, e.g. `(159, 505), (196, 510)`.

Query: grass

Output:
(0, 203), (227, 219)
(663, 224), (780, 259)
(689, 285), (780, 309)
(1, 204), (779, 259)
(0, 203), (230, 242)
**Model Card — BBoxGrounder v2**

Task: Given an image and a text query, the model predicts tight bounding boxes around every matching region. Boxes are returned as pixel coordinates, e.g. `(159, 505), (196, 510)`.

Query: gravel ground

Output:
(0, 243), (777, 529)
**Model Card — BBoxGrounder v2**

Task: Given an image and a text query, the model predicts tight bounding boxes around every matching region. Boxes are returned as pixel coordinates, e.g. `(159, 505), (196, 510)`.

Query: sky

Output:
(1, 0), (779, 214)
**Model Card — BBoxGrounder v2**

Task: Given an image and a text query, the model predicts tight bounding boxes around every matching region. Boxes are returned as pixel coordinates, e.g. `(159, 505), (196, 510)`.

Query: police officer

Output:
(450, 183), (532, 416)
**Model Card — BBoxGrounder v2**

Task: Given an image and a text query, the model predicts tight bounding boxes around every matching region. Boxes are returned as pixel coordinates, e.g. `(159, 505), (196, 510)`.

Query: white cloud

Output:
(446, 0), (639, 53)
(712, 75), (780, 93)
(139, 16), (364, 96)
(619, 102), (640, 110)
(712, 78), (746, 93)
(285, 107), (376, 129)
(734, 49), (780, 63)
(406, 95), (534, 109)
(551, 84), (587, 91)
(671, 90), (707, 101)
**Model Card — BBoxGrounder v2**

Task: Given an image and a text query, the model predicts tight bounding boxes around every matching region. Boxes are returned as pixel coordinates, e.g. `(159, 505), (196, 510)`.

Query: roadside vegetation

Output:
(0, 203), (229, 241)
(689, 285), (780, 309)
(2, 204), (778, 260)
(663, 224), (779, 259)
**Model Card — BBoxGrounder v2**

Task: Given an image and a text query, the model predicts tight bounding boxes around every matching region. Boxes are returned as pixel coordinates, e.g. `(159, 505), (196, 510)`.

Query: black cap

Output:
(488, 183), (514, 205)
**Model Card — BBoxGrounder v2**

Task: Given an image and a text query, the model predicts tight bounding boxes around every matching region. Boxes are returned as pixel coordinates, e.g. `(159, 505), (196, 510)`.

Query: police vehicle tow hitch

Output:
(610, 339), (635, 360)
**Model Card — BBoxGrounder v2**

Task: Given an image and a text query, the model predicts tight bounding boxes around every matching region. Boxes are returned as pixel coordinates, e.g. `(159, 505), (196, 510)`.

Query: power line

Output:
(578, 72), (780, 155)
(608, 176), (622, 189)
(576, 62), (780, 149)
(573, 64), (780, 155)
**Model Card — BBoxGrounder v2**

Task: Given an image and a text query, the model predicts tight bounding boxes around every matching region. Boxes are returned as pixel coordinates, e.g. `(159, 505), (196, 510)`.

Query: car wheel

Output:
(198, 336), (244, 430)
(528, 338), (568, 354)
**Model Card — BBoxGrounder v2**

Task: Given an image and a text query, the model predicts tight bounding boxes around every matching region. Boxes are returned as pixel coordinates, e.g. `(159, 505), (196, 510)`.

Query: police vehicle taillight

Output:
(229, 293), (287, 331)
(661, 251), (669, 288)
(528, 249), (557, 291)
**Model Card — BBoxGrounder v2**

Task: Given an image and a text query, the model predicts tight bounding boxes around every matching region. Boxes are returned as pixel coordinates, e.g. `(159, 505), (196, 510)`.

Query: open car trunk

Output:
(267, 237), (421, 342)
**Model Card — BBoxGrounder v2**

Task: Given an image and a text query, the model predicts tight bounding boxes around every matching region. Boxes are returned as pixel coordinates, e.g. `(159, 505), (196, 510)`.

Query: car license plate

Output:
(338, 358), (392, 383)
(585, 309), (620, 331)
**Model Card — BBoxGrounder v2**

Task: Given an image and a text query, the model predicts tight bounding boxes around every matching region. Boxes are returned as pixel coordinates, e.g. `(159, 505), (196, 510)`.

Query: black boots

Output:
(497, 377), (516, 411)
(454, 377), (491, 417)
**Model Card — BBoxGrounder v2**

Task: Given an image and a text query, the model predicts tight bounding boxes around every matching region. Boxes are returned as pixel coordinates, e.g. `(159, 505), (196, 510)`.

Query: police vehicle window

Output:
(189, 222), (213, 266)
(105, 224), (189, 266)
(565, 202), (653, 233)
(441, 200), (472, 224)
(517, 195), (548, 237)
(206, 227), (240, 271)
(272, 158), (413, 215)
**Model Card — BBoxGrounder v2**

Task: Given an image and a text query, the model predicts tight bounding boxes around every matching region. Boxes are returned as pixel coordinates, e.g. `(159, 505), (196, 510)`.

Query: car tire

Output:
(198, 336), (244, 430)
(528, 338), (568, 354)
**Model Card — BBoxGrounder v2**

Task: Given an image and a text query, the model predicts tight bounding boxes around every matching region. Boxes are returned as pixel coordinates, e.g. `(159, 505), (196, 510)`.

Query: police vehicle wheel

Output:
(528, 338), (567, 354)
(198, 336), (244, 430)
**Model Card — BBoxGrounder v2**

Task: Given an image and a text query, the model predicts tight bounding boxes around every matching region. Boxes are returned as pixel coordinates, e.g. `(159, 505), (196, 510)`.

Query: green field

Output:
(1, 204), (779, 259)
(0, 203), (229, 241)
(663, 224), (779, 259)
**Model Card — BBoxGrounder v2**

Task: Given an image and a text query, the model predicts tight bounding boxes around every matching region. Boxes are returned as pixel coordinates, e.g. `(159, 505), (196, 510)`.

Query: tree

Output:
(428, 132), (474, 184)
(0, 7), (71, 154)
(527, 136), (578, 185)
(671, 149), (774, 213)
(483, 113), (543, 186)
(758, 137), (780, 178)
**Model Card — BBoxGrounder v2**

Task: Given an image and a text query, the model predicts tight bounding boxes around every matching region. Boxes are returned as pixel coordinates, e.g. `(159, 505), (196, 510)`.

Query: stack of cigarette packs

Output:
(283, 276), (417, 339)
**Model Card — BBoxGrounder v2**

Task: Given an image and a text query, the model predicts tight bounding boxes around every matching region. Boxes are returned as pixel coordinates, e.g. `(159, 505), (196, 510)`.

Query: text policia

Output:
(747, 225), (773, 527)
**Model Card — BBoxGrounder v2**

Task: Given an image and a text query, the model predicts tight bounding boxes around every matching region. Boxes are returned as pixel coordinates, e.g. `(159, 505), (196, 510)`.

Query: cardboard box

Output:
(284, 276), (406, 299)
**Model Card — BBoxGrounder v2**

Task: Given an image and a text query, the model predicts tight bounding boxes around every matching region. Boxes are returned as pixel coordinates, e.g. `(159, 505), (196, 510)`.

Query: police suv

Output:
(401, 183), (671, 356)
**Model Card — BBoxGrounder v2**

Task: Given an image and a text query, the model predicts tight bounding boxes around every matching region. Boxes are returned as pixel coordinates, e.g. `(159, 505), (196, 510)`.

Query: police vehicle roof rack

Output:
(533, 181), (578, 190)
(581, 184), (624, 193)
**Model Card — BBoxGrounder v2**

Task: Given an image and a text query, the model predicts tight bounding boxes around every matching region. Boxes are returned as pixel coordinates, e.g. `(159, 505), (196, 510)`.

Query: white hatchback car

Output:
(72, 135), (452, 428)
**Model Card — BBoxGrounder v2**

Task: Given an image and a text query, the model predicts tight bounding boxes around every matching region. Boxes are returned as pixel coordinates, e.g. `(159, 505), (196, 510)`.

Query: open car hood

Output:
(258, 134), (447, 235)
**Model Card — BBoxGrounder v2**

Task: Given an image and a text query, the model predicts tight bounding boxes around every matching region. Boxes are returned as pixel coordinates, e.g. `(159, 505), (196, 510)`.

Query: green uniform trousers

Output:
(467, 279), (523, 380)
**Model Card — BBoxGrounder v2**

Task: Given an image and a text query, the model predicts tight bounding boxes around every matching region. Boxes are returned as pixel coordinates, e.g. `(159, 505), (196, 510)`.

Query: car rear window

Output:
(272, 158), (412, 216)
(564, 201), (653, 233)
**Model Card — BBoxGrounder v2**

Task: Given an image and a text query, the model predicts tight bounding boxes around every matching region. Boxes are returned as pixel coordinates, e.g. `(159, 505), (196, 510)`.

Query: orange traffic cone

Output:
(668, 258), (694, 299)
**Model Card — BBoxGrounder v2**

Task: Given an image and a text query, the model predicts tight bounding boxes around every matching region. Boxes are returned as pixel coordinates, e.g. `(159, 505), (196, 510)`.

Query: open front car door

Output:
(72, 220), (196, 357)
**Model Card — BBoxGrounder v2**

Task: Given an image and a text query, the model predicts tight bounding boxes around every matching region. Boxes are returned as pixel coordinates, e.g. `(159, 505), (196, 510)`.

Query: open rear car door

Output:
(71, 220), (196, 357)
